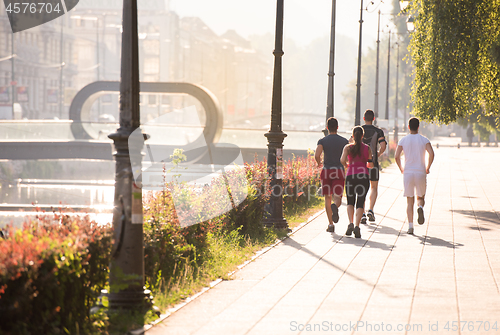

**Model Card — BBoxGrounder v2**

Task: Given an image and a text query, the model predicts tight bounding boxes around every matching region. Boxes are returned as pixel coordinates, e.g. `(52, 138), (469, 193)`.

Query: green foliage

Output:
(409, 0), (500, 125)
(142, 153), (321, 309)
(0, 215), (113, 335)
(0, 154), (322, 333)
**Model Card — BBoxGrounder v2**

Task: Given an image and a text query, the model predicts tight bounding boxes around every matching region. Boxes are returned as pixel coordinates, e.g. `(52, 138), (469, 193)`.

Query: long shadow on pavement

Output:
(336, 234), (395, 251)
(363, 223), (464, 249)
(451, 209), (500, 226)
(281, 235), (401, 298)
(411, 234), (464, 248)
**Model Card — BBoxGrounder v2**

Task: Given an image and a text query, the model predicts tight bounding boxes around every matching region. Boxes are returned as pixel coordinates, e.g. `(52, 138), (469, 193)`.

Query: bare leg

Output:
(355, 208), (364, 226)
(325, 194), (333, 225)
(333, 194), (342, 208)
(407, 196), (415, 224)
(369, 180), (378, 211)
(417, 196), (425, 208)
(347, 204), (354, 224)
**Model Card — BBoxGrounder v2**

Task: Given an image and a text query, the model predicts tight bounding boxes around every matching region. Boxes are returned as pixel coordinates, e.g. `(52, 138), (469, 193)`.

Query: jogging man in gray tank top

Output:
(315, 117), (349, 233)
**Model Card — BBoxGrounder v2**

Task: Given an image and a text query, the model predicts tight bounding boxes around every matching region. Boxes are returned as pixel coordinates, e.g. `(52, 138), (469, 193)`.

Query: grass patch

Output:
(151, 228), (279, 310)
(285, 196), (324, 229)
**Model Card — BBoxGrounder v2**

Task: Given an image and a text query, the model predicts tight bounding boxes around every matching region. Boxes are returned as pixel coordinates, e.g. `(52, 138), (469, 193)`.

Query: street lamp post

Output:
(354, 0), (364, 126)
(107, 0), (152, 309)
(59, 19), (65, 118)
(262, 0), (288, 230)
(384, 31), (391, 120)
(324, 0), (336, 135)
(374, 10), (381, 123)
(394, 42), (400, 145)
(11, 32), (16, 117)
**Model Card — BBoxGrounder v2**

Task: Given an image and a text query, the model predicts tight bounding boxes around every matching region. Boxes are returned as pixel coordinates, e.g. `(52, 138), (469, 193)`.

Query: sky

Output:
(169, 0), (397, 50)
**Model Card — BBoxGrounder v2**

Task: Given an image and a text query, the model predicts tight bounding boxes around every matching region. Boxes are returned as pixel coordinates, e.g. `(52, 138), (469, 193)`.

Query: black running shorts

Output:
(369, 166), (380, 181)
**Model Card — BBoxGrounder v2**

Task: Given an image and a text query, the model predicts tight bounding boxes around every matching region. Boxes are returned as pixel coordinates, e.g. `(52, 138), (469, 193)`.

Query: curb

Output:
(129, 208), (325, 335)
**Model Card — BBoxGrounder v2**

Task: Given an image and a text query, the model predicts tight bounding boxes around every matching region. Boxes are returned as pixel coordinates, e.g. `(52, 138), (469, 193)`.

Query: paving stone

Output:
(146, 147), (500, 335)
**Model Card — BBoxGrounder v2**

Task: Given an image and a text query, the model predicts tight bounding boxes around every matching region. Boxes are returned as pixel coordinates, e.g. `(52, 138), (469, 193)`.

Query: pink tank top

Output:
(346, 143), (369, 176)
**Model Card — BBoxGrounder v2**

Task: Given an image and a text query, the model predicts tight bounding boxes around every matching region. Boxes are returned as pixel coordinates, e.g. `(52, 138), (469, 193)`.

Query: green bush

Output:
(0, 215), (112, 335)
(0, 154), (322, 333)
(142, 153), (321, 301)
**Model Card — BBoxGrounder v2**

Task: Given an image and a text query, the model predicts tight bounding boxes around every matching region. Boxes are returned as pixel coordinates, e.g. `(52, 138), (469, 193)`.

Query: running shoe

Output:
(417, 207), (425, 225)
(361, 213), (367, 224)
(354, 226), (361, 239)
(326, 224), (335, 233)
(367, 209), (375, 222)
(346, 223), (354, 236)
(407, 227), (414, 235)
(331, 203), (339, 223)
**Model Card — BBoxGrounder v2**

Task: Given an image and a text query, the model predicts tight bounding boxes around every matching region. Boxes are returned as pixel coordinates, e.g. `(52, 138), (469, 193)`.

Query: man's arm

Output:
(394, 145), (404, 174)
(367, 147), (374, 169)
(425, 142), (434, 174)
(315, 145), (323, 168)
(378, 138), (387, 157)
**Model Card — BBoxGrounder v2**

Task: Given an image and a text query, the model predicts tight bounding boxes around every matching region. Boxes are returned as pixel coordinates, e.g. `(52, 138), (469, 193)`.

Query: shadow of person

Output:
(336, 235), (395, 251)
(411, 234), (464, 249)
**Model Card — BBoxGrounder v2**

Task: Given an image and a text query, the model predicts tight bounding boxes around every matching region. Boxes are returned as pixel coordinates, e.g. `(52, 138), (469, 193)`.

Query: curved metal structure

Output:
(68, 81), (223, 146)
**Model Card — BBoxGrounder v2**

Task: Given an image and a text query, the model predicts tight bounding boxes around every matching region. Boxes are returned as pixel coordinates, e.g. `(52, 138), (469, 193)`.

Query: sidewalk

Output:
(146, 146), (500, 335)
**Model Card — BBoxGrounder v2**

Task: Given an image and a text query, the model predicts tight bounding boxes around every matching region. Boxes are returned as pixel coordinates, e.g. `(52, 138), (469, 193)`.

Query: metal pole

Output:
(11, 33), (15, 116)
(354, 0), (364, 126)
(403, 62), (407, 132)
(325, 0), (336, 130)
(384, 32), (391, 120)
(107, 0), (152, 309)
(59, 19), (64, 118)
(223, 46), (228, 116)
(96, 18), (100, 81)
(374, 10), (380, 123)
(394, 42), (399, 145)
(96, 17), (101, 116)
(102, 14), (106, 80)
(262, 0), (288, 230)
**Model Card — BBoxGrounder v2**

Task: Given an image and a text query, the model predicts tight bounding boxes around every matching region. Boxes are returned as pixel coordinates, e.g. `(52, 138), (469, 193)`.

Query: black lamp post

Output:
(107, 0), (152, 309)
(262, 0), (288, 230)
(394, 42), (400, 145)
(374, 10), (381, 123)
(354, 0), (364, 126)
(323, 0), (336, 136)
(384, 31), (391, 120)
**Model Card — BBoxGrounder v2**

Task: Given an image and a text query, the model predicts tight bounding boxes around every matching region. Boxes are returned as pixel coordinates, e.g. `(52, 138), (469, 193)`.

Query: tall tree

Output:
(408, 0), (500, 126)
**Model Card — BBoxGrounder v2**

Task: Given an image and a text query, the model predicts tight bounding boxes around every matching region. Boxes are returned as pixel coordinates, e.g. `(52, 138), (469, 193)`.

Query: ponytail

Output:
(350, 126), (364, 158)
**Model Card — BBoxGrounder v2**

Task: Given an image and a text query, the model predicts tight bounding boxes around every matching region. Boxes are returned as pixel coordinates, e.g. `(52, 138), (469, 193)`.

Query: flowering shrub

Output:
(0, 214), (112, 334)
(282, 154), (321, 209)
(142, 153), (321, 294)
(0, 154), (321, 333)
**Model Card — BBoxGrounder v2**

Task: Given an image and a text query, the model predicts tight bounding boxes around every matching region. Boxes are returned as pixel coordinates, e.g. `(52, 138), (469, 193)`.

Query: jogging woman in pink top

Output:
(341, 126), (373, 238)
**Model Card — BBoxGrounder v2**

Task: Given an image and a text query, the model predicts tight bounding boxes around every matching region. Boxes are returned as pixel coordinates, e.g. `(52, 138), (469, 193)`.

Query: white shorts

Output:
(403, 172), (426, 197)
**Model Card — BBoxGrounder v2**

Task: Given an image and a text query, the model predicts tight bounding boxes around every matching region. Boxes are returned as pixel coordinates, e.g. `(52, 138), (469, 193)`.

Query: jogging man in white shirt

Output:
(394, 117), (435, 235)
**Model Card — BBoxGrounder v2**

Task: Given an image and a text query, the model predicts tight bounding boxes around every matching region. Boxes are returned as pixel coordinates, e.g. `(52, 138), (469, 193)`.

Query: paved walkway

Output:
(147, 146), (500, 335)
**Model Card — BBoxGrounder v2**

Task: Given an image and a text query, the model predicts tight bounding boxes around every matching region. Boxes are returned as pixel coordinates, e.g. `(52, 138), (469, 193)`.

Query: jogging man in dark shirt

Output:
(361, 109), (387, 223)
(315, 117), (349, 233)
